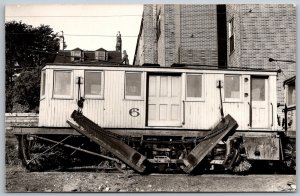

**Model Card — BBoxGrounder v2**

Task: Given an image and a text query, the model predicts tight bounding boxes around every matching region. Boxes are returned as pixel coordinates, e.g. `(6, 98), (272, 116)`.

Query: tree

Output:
(5, 21), (60, 112)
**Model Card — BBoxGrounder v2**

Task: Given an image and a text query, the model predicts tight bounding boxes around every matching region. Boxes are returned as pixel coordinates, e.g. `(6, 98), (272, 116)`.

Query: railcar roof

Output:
(44, 63), (279, 73)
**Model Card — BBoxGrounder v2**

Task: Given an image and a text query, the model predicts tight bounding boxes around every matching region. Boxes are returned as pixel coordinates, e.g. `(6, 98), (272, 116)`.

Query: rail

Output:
(271, 103), (273, 127)
(248, 102), (252, 127)
(182, 100), (185, 125)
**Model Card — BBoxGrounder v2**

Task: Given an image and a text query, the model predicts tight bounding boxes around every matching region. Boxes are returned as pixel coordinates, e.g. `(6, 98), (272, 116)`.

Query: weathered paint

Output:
(39, 65), (277, 131)
(243, 136), (280, 160)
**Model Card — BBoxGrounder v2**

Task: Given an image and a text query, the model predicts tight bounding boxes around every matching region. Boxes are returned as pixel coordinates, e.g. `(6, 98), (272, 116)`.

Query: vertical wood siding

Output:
(39, 70), (145, 128)
(39, 68), (277, 131)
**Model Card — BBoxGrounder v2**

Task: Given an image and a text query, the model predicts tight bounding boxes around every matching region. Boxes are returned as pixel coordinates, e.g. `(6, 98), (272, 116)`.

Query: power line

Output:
(5, 10), (295, 18)
(64, 34), (137, 37)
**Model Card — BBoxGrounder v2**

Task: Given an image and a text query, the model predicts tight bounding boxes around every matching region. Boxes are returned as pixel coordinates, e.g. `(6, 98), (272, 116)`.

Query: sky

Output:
(5, 4), (143, 64)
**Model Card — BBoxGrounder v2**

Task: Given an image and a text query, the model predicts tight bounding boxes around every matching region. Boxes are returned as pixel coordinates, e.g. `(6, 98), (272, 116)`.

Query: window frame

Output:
(224, 74), (242, 102)
(84, 70), (104, 99)
(124, 71), (144, 100)
(185, 73), (205, 102)
(40, 70), (46, 100)
(286, 82), (296, 107)
(228, 18), (235, 54)
(52, 70), (74, 99)
(71, 51), (82, 62)
(95, 51), (107, 61)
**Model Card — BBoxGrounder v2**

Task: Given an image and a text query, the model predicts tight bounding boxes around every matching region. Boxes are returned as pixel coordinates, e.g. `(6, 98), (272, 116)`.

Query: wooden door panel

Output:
(148, 76), (156, 97)
(159, 104), (168, 120)
(148, 75), (181, 126)
(171, 104), (180, 120)
(148, 104), (156, 120)
(159, 76), (168, 97)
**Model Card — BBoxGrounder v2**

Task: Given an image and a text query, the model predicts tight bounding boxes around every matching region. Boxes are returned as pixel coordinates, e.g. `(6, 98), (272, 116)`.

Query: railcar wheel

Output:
(17, 135), (68, 171)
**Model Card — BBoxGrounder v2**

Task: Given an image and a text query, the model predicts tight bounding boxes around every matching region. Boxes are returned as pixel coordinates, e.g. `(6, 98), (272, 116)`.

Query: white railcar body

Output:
(39, 64), (278, 132)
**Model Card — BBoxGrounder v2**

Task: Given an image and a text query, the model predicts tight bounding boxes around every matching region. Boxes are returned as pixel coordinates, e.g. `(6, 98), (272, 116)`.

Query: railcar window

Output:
(53, 71), (72, 98)
(288, 82), (296, 106)
(225, 75), (240, 99)
(41, 71), (46, 97)
(85, 71), (103, 98)
(187, 74), (202, 98)
(251, 78), (265, 101)
(125, 72), (142, 99)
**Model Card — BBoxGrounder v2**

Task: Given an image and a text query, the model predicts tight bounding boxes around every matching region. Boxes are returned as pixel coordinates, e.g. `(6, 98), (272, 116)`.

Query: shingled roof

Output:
(53, 49), (122, 64)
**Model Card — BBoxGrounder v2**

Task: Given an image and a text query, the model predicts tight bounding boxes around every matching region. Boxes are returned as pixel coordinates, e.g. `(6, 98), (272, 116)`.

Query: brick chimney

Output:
(116, 31), (122, 52)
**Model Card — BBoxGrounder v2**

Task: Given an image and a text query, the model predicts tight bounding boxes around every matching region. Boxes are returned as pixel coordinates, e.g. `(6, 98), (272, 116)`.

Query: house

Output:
(54, 31), (124, 64)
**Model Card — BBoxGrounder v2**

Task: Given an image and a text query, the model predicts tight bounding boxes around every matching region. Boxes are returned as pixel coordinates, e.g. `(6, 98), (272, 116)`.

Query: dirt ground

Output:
(5, 164), (296, 192)
(5, 128), (297, 193)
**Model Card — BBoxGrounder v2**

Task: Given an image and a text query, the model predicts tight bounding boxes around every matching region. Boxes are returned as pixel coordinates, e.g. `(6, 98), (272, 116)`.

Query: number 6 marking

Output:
(129, 108), (140, 117)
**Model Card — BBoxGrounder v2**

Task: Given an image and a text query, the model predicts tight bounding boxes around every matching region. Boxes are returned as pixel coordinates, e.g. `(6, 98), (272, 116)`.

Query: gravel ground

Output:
(6, 165), (296, 192)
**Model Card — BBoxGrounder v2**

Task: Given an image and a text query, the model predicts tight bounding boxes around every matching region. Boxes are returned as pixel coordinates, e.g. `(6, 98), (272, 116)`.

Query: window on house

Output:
(95, 51), (107, 61)
(85, 71), (104, 99)
(53, 71), (72, 98)
(41, 71), (46, 97)
(125, 72), (142, 99)
(287, 82), (296, 106)
(186, 74), (203, 100)
(225, 75), (240, 100)
(71, 51), (82, 61)
(229, 18), (234, 53)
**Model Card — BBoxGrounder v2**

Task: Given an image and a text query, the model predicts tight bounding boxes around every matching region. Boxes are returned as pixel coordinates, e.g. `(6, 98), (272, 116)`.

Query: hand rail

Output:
(271, 103), (273, 127)
(182, 100), (185, 125)
(248, 102), (252, 127)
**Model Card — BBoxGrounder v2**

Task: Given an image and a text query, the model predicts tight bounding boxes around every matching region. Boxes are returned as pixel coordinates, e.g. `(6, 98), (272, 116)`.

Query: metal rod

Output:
(284, 104), (288, 132)
(271, 103), (274, 127)
(32, 135), (119, 162)
(182, 100), (185, 125)
(248, 102), (252, 127)
(217, 80), (224, 120)
(269, 58), (296, 63)
(27, 135), (72, 164)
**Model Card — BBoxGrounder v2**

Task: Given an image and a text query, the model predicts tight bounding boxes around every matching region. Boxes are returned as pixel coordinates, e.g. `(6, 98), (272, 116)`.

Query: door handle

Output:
(248, 102), (252, 127)
(271, 103), (273, 127)
(182, 100), (185, 125)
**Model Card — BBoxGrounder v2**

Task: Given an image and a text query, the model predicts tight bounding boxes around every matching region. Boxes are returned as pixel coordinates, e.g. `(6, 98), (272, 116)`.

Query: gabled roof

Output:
(72, 47), (82, 51)
(96, 48), (107, 51)
(53, 49), (121, 64)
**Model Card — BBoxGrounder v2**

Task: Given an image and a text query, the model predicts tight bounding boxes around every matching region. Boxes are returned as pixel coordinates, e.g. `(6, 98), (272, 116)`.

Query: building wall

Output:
(179, 5), (218, 66)
(156, 4), (165, 66)
(136, 4), (219, 67)
(227, 4), (296, 125)
(158, 4), (219, 66)
(226, 5), (241, 68)
(133, 4), (157, 66)
(134, 25), (145, 65)
(142, 4), (156, 64)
